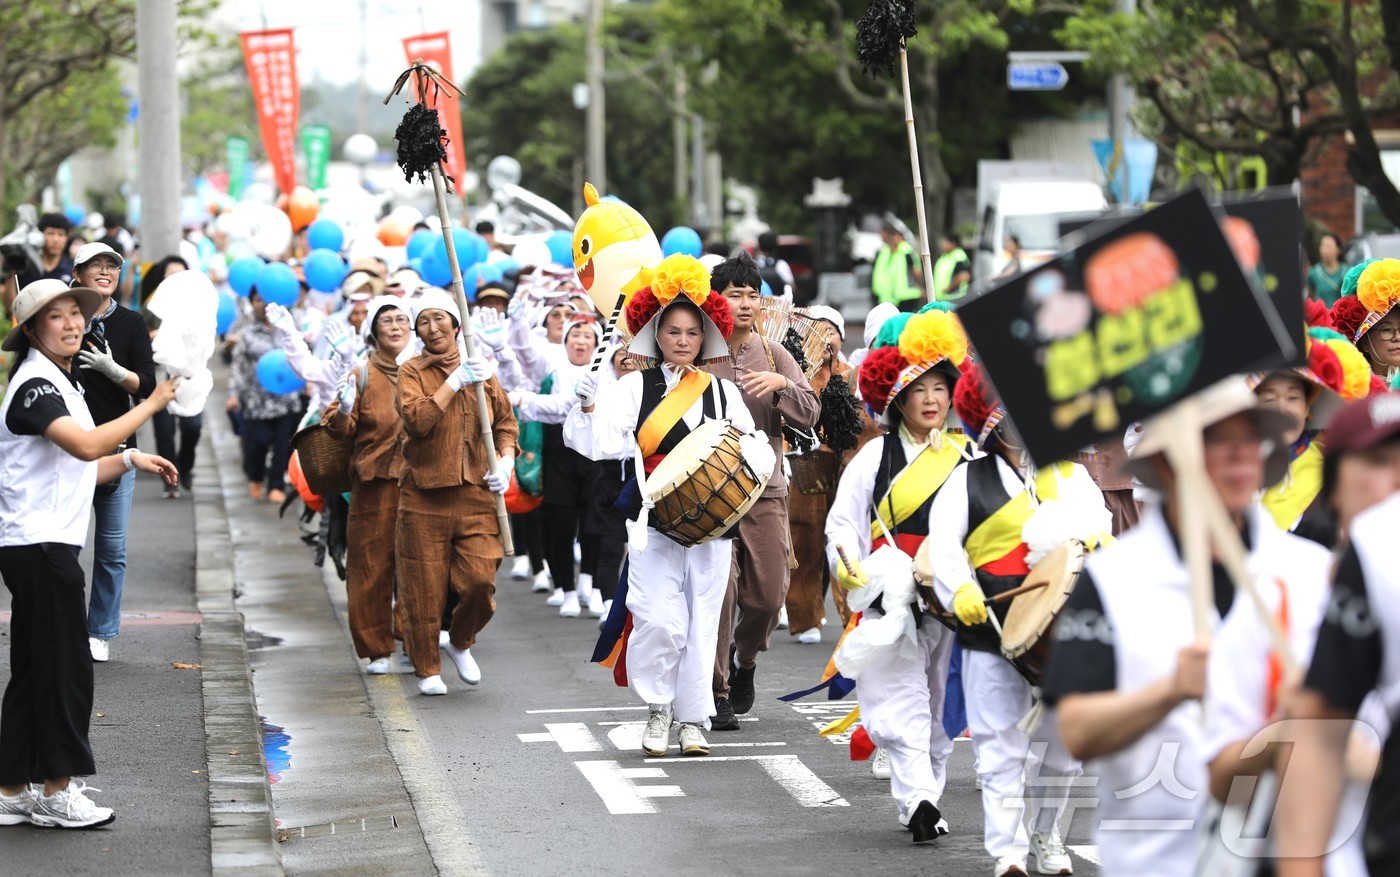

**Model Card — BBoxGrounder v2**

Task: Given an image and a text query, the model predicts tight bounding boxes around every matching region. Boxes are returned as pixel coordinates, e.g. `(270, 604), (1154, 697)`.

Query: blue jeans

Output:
(88, 468), (135, 640)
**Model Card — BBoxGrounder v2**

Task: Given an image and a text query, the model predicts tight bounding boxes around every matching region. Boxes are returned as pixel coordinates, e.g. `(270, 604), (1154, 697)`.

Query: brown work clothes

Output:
(396, 355), (518, 490)
(713, 493), (791, 698)
(323, 352), (406, 483)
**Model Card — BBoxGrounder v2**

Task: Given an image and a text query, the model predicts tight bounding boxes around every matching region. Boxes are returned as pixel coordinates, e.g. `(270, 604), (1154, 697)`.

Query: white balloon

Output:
(390, 205), (424, 226)
(178, 238), (200, 268)
(228, 202), (293, 260)
(424, 215), (442, 232)
(242, 182), (276, 205)
(511, 239), (552, 270)
(344, 133), (378, 165)
(699, 253), (725, 271)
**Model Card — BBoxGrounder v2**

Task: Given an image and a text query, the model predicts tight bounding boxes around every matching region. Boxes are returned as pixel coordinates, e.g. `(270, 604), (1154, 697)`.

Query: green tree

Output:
(1061, 0), (1400, 224)
(180, 40), (259, 180)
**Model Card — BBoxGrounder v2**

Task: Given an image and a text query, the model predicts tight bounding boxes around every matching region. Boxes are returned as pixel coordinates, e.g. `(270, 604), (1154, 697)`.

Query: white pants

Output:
(964, 649), (1081, 860)
(624, 531), (730, 727)
(856, 615), (955, 820)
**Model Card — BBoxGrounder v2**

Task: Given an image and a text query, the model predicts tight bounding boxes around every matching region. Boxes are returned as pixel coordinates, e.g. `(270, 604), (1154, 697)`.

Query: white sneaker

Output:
(597, 600), (613, 629)
(546, 587), (567, 607)
(677, 722), (709, 756)
(777, 606), (789, 629)
(1031, 828), (1073, 875)
(438, 630), (450, 649)
(88, 637), (109, 663)
(0, 786), (35, 825)
(418, 675), (447, 696)
(586, 590), (607, 617)
(366, 657), (391, 675)
(559, 592), (581, 617)
(642, 709), (671, 756)
(445, 643), (481, 685)
(797, 627), (822, 644)
(531, 570), (552, 593)
(871, 748), (891, 779)
(577, 573), (594, 603)
(995, 856), (1028, 877)
(510, 555), (531, 580)
(29, 780), (114, 829)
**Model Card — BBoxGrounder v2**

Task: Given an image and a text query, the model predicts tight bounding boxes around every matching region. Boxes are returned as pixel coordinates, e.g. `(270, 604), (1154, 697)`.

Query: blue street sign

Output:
(1007, 62), (1069, 91)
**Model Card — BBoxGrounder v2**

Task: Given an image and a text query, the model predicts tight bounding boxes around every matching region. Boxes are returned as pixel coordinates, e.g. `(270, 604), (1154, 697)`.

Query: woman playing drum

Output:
(823, 304), (974, 845)
(567, 255), (761, 759)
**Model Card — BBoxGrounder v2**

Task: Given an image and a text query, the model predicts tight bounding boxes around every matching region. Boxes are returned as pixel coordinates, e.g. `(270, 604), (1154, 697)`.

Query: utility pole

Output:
(357, 0), (370, 135)
(136, 0), (181, 259)
(673, 67), (688, 215)
(1108, 0), (1136, 146)
(586, 0), (607, 192)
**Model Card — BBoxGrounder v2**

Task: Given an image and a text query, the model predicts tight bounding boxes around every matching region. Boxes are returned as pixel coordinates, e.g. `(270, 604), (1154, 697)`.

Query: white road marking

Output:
(575, 760), (684, 814)
(595, 717), (759, 725)
(526, 706), (648, 714)
(1069, 845), (1101, 865)
(644, 754), (849, 808)
(516, 722), (604, 752)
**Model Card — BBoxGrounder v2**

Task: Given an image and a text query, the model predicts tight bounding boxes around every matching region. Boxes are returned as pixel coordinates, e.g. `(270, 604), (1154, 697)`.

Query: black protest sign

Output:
(1218, 189), (1305, 366)
(957, 186), (1296, 467)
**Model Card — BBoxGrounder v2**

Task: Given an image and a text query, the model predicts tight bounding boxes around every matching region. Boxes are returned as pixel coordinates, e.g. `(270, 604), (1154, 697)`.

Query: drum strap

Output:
(965, 460), (1073, 571)
(870, 439), (966, 543)
(636, 368), (712, 457)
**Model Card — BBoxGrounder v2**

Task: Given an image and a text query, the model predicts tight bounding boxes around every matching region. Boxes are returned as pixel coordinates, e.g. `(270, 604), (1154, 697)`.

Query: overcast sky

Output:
(226, 0), (483, 87)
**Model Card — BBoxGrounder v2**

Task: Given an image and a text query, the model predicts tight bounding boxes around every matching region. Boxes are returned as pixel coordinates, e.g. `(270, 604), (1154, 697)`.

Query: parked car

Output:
(1345, 232), (1400, 265)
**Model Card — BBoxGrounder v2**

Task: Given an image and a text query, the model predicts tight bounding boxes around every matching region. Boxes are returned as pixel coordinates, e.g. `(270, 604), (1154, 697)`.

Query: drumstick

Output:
(985, 579), (1050, 605)
(835, 544), (858, 580)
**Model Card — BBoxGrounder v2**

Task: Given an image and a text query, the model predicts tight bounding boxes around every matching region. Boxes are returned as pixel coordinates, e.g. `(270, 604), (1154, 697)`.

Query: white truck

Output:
(973, 160), (1106, 290)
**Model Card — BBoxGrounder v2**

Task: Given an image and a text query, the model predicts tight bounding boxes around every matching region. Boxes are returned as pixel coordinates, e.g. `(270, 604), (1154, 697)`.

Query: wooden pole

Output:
(429, 163), (515, 556)
(1159, 401), (1214, 641)
(899, 45), (936, 303)
(587, 293), (625, 374)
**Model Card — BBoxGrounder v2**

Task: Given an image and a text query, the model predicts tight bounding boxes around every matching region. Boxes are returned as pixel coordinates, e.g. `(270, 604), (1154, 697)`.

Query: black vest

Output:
(958, 454), (1027, 653)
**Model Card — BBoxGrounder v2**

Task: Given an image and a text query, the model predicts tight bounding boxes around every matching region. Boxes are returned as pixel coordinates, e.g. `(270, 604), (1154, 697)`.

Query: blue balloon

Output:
(406, 257), (425, 276)
(406, 229), (436, 261)
(461, 264), (485, 299)
(255, 262), (300, 306)
(255, 349), (305, 395)
(305, 219), (344, 253)
(228, 256), (266, 297)
(760, 279), (773, 297)
(481, 263), (505, 284)
(546, 230), (574, 266)
(661, 226), (703, 259)
(64, 204), (87, 227)
(431, 228), (486, 274)
(215, 291), (238, 335)
(421, 248), (452, 287)
(303, 249), (348, 293)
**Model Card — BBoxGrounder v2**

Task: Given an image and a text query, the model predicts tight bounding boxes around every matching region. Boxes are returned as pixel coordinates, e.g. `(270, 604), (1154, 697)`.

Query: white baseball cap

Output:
(72, 241), (124, 269)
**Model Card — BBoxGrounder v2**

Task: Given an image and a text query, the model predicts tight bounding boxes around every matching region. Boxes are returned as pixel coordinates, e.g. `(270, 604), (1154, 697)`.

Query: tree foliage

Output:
(180, 40), (260, 180)
(1060, 0), (1400, 225)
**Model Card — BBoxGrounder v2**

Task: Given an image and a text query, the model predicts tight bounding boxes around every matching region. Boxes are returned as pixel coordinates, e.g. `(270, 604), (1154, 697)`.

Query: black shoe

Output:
(909, 800), (949, 844)
(711, 697), (740, 731)
(730, 665), (756, 714)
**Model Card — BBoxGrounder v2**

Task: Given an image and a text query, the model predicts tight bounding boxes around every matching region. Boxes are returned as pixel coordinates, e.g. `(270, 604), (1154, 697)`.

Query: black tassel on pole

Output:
(855, 0), (918, 77)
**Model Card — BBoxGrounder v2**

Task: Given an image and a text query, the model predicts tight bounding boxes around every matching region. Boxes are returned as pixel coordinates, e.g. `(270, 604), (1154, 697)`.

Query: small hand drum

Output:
(999, 541), (1087, 684)
(644, 419), (772, 547)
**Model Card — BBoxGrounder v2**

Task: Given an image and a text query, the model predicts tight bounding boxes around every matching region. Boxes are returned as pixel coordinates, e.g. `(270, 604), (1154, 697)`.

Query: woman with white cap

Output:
(322, 296), (413, 675)
(0, 280), (179, 829)
(567, 254), (767, 758)
(395, 289), (518, 696)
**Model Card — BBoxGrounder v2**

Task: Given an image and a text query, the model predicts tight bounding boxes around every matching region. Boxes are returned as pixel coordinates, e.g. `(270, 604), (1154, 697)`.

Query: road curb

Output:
(194, 417), (285, 877)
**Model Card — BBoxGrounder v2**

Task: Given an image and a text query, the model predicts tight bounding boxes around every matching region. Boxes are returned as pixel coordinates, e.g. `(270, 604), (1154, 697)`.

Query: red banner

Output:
(241, 29), (300, 197)
(403, 32), (467, 195)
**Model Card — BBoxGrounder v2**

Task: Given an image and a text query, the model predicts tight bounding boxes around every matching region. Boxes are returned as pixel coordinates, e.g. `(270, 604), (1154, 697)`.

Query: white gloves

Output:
(323, 318), (354, 364)
(484, 455), (514, 494)
(574, 372), (599, 407)
(77, 342), (131, 385)
(265, 302), (298, 338)
(336, 368), (358, 410)
(445, 355), (496, 391)
(474, 307), (508, 353)
(507, 306), (533, 352)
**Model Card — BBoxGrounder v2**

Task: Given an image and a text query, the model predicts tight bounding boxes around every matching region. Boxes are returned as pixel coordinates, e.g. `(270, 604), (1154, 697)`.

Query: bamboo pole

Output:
(430, 163), (514, 556)
(899, 45), (936, 304)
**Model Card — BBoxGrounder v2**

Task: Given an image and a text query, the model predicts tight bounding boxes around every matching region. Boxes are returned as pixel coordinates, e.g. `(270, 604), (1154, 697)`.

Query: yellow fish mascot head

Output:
(572, 182), (664, 323)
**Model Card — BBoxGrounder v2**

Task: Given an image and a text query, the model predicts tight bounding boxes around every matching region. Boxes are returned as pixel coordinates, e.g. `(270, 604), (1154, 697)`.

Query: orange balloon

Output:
(287, 186), (319, 231)
(377, 216), (411, 246)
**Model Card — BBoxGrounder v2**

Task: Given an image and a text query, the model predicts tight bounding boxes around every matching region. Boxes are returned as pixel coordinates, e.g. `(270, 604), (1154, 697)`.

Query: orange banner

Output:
(402, 31), (467, 195)
(241, 29), (300, 197)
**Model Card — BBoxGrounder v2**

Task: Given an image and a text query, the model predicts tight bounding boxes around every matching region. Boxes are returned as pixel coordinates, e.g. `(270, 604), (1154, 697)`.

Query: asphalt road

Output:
(0, 423), (210, 876)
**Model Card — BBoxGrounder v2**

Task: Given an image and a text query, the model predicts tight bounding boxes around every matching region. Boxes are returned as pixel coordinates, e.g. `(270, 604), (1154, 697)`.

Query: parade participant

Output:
(322, 296), (412, 675)
(1349, 257), (1400, 380)
(1041, 379), (1316, 877)
(824, 305), (973, 843)
(567, 254), (764, 757)
(227, 286), (304, 503)
(7, 213), (74, 300)
(0, 280), (179, 828)
(395, 289), (518, 696)
(584, 342), (641, 623)
(1206, 394), (1400, 877)
(784, 305), (859, 643)
(264, 302), (357, 415)
(476, 286), (511, 316)
(704, 251), (819, 730)
(1273, 395), (1400, 877)
(512, 315), (606, 617)
(70, 242), (157, 663)
(1248, 327), (1371, 545)
(928, 361), (1105, 877)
